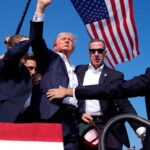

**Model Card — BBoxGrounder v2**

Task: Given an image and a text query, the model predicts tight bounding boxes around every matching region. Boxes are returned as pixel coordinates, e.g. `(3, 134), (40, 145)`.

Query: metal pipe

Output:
(99, 114), (150, 150)
(15, 0), (31, 34)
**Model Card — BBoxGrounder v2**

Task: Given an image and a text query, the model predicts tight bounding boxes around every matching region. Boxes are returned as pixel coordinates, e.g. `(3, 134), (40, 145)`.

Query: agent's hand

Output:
(82, 113), (93, 123)
(140, 133), (146, 147)
(47, 86), (68, 100)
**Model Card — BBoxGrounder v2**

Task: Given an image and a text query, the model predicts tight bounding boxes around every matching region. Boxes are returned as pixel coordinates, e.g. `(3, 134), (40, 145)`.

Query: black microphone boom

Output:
(15, 0), (31, 34)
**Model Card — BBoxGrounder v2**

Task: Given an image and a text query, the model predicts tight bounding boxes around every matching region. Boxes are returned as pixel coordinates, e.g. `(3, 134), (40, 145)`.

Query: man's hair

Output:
(22, 53), (35, 62)
(88, 39), (106, 50)
(53, 32), (76, 48)
(4, 34), (26, 48)
(56, 32), (76, 41)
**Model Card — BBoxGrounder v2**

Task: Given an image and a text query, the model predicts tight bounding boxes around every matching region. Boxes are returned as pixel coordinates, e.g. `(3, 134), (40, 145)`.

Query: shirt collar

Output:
(56, 51), (75, 71)
(88, 63), (104, 72)
(56, 51), (67, 60)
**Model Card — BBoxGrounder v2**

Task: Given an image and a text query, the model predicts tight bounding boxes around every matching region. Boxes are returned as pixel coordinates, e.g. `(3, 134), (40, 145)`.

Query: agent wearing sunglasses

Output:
(47, 39), (145, 150)
(88, 39), (106, 70)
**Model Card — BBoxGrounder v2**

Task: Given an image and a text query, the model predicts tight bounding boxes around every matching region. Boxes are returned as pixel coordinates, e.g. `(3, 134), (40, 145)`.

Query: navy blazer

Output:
(75, 67), (150, 150)
(30, 21), (69, 120)
(75, 64), (141, 147)
(0, 40), (32, 122)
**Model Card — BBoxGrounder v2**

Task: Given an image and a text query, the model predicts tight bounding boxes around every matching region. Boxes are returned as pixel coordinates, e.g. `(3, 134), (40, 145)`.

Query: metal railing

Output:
(99, 114), (150, 150)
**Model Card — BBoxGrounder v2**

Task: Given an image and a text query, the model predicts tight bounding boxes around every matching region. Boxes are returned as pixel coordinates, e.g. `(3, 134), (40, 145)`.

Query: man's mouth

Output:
(94, 59), (100, 61)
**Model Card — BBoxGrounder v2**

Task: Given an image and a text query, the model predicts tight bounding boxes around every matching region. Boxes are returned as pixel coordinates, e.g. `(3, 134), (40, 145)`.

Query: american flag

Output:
(71, 0), (140, 68)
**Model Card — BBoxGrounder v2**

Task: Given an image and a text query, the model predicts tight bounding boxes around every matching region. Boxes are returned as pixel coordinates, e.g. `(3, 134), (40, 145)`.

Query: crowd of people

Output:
(0, 0), (150, 150)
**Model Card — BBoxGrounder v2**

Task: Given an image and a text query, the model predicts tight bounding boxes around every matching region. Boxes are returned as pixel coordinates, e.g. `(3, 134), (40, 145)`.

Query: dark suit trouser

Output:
(143, 128), (150, 150)
(42, 104), (79, 150)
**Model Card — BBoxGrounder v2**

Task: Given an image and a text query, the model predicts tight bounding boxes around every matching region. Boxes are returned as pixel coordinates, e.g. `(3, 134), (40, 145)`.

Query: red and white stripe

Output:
(86, 0), (139, 68)
(0, 123), (64, 150)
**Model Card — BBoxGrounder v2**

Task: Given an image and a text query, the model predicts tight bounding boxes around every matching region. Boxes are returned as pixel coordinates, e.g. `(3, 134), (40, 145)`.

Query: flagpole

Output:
(15, 0), (31, 34)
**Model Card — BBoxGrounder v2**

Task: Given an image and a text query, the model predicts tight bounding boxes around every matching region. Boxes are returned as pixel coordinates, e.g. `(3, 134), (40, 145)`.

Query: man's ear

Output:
(53, 43), (57, 50)
(103, 50), (107, 56)
(88, 51), (90, 57)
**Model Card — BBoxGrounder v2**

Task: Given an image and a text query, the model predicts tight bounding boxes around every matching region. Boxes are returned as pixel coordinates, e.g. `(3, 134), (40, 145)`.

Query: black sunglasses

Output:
(89, 48), (105, 54)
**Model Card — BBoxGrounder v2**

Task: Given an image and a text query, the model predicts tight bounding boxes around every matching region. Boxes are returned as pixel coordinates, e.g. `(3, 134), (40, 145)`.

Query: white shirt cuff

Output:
(33, 12), (44, 22)
(136, 127), (146, 137)
(73, 88), (77, 99)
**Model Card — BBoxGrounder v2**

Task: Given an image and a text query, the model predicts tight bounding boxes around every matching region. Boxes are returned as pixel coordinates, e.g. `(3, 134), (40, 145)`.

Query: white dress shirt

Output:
(57, 52), (78, 107)
(83, 64), (104, 116)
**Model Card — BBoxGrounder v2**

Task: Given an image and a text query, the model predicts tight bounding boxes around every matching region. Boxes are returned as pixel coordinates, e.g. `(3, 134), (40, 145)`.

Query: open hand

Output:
(46, 86), (67, 100)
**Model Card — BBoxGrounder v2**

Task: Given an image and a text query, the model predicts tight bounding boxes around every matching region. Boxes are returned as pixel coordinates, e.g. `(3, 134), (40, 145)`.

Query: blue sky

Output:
(0, 0), (150, 149)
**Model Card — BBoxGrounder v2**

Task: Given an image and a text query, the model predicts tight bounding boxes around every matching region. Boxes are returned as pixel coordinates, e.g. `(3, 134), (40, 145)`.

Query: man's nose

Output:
(65, 39), (69, 44)
(94, 51), (100, 55)
(30, 69), (36, 76)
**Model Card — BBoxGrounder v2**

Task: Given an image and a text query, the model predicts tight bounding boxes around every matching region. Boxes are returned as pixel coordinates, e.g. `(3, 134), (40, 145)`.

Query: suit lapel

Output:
(75, 65), (89, 86)
(99, 65), (109, 84)
(75, 65), (89, 113)
(99, 66), (109, 112)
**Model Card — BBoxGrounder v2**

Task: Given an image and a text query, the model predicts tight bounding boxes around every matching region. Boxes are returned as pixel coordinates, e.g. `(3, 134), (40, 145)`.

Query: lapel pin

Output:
(104, 73), (108, 77)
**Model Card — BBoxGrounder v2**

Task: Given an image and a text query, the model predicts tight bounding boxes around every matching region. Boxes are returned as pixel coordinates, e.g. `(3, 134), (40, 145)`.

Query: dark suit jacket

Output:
(0, 40), (32, 122)
(75, 68), (150, 100)
(75, 64), (142, 147)
(30, 21), (69, 120)
(75, 67), (150, 149)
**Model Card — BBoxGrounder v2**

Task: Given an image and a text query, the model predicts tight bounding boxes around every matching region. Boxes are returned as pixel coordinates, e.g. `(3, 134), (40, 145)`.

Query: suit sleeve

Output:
(0, 40), (30, 70)
(115, 98), (145, 133)
(75, 68), (150, 100)
(30, 21), (54, 73)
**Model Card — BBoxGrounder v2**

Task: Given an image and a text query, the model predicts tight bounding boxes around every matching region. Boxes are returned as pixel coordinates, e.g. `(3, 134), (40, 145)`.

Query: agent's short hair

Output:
(89, 39), (106, 50)
(22, 53), (36, 62)
(22, 53), (35, 62)
(4, 34), (26, 48)
(20, 53), (36, 65)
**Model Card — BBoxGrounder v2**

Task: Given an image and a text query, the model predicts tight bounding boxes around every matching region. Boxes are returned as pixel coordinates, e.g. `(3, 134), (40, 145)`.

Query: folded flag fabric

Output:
(0, 123), (64, 150)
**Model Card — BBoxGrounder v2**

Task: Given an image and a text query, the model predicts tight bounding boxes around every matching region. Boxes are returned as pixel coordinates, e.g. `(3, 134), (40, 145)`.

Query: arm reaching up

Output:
(35, 0), (52, 13)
